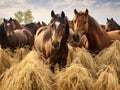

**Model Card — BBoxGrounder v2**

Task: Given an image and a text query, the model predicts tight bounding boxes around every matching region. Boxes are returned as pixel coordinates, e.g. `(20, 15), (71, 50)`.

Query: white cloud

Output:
(0, 0), (120, 24)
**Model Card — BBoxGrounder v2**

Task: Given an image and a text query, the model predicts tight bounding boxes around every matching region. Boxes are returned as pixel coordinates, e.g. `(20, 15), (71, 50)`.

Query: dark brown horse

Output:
(25, 22), (41, 35)
(106, 18), (120, 31)
(34, 10), (69, 72)
(4, 18), (40, 36)
(72, 9), (120, 53)
(3, 19), (34, 50)
(0, 23), (10, 49)
(4, 18), (26, 30)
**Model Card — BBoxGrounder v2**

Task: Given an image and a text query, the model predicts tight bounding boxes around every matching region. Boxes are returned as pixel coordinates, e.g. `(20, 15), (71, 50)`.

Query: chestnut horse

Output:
(72, 9), (120, 53)
(106, 18), (120, 31)
(3, 19), (34, 50)
(34, 10), (69, 72)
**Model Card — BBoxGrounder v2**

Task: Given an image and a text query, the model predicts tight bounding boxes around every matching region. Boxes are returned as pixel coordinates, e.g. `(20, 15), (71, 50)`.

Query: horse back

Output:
(107, 30), (120, 41)
(14, 29), (34, 46)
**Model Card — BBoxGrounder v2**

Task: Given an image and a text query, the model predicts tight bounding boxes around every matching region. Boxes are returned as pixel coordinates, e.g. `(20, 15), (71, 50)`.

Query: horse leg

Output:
(50, 63), (55, 73)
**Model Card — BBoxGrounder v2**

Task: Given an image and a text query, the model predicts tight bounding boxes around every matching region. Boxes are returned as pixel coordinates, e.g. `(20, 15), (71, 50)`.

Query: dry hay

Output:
(13, 46), (31, 62)
(94, 40), (120, 82)
(68, 45), (96, 78)
(56, 64), (94, 90)
(94, 65), (120, 90)
(0, 50), (55, 90)
(0, 47), (14, 76)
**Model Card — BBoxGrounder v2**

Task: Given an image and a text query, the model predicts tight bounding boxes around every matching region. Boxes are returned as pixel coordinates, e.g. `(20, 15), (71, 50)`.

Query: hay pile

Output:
(0, 47), (14, 76)
(0, 51), (55, 90)
(68, 45), (96, 78)
(13, 46), (31, 62)
(56, 64), (94, 90)
(94, 65), (120, 90)
(95, 40), (120, 82)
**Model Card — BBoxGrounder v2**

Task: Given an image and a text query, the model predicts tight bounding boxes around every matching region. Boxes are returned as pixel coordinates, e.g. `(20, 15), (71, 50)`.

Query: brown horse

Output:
(68, 28), (89, 49)
(25, 22), (41, 35)
(4, 18), (26, 30)
(3, 19), (34, 50)
(100, 24), (106, 31)
(106, 18), (120, 31)
(34, 10), (69, 73)
(72, 9), (120, 53)
(67, 19), (89, 49)
(0, 23), (10, 49)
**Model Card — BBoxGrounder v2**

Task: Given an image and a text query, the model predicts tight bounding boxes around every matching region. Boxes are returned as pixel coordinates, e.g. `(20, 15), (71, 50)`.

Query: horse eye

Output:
(62, 25), (65, 28)
(83, 21), (86, 24)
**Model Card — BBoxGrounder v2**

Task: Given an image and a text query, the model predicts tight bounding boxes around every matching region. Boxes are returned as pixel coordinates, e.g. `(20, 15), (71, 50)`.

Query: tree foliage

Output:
(14, 9), (34, 24)
(14, 11), (24, 23)
(24, 9), (34, 24)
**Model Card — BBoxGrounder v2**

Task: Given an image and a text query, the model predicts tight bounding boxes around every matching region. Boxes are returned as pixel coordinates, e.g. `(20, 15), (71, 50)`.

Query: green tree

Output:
(24, 9), (34, 24)
(14, 11), (24, 23)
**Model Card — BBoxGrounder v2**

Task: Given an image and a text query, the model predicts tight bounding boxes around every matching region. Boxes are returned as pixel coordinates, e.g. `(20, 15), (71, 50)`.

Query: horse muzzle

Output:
(73, 34), (80, 42)
(52, 41), (60, 49)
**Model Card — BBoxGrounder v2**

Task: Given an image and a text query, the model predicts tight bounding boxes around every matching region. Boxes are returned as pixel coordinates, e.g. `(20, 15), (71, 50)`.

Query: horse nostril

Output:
(73, 34), (80, 42)
(52, 41), (60, 49)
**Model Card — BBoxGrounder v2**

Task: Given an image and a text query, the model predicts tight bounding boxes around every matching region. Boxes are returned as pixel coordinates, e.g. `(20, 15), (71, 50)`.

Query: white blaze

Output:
(55, 21), (60, 28)
(7, 23), (10, 26)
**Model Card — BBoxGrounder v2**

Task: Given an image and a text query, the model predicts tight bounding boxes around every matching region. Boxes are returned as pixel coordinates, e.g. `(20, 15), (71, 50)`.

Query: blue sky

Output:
(0, 0), (120, 24)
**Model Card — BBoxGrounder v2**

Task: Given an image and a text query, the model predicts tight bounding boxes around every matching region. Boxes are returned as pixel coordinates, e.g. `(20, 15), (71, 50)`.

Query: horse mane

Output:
(114, 20), (120, 29)
(12, 19), (23, 29)
(0, 23), (9, 48)
(0, 23), (7, 39)
(88, 15), (106, 36)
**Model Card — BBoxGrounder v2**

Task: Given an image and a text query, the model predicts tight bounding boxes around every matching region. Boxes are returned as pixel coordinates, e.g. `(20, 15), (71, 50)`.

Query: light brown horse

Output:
(106, 18), (120, 31)
(34, 10), (69, 73)
(3, 18), (34, 50)
(72, 9), (120, 53)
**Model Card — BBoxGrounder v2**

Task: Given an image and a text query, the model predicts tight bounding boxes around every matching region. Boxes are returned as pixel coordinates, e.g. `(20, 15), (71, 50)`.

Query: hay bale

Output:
(0, 47), (14, 76)
(94, 65), (120, 90)
(56, 64), (94, 90)
(68, 45), (96, 78)
(13, 46), (31, 62)
(0, 51), (55, 90)
(95, 40), (120, 82)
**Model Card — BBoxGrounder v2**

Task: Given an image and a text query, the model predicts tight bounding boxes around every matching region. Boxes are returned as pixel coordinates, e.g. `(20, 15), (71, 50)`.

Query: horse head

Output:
(73, 9), (89, 42)
(49, 10), (69, 49)
(106, 18), (118, 31)
(3, 18), (14, 39)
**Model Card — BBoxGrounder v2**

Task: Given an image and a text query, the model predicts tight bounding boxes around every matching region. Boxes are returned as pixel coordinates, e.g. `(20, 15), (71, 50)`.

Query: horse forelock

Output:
(49, 16), (69, 40)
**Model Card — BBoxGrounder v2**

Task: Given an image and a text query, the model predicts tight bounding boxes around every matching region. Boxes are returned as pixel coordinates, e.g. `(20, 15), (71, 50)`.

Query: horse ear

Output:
(51, 10), (55, 18)
(61, 11), (65, 18)
(111, 18), (113, 21)
(85, 9), (88, 16)
(74, 9), (78, 15)
(3, 18), (6, 22)
(10, 17), (12, 21)
(107, 18), (109, 21)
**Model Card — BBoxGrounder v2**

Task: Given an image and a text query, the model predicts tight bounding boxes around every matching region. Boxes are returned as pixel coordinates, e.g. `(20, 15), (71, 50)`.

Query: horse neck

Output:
(115, 22), (120, 29)
(87, 16), (110, 51)
(61, 20), (69, 46)
(14, 20), (24, 29)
